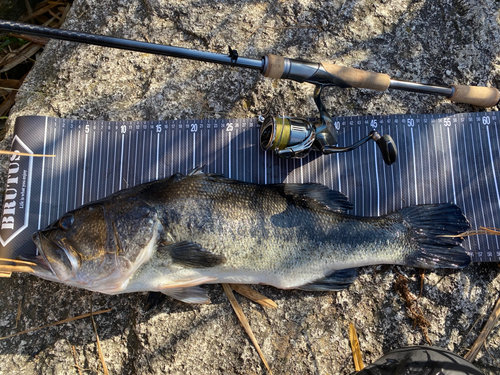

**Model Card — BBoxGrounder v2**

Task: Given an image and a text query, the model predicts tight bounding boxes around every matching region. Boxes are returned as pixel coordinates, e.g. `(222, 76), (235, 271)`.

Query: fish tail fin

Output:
(400, 203), (471, 269)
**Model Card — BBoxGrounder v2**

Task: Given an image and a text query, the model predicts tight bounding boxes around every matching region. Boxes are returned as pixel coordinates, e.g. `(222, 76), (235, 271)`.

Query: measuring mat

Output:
(1, 113), (499, 262)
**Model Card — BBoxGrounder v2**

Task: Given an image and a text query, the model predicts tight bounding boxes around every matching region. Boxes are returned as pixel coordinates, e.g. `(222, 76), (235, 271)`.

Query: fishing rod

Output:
(1, 20), (499, 164)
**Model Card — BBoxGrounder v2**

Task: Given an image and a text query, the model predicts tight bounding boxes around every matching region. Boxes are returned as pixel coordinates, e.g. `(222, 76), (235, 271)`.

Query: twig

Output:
(349, 323), (364, 371)
(229, 284), (277, 309)
(464, 294), (500, 362)
(0, 308), (112, 341)
(222, 284), (273, 374)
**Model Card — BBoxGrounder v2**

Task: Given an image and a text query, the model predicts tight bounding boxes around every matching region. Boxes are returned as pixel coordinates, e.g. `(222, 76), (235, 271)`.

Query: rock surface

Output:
(1, 0), (500, 374)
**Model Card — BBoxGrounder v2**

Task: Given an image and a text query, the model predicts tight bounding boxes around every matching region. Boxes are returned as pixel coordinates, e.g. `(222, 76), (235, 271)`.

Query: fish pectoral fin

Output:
(161, 286), (211, 304)
(158, 241), (226, 268)
(297, 268), (358, 291)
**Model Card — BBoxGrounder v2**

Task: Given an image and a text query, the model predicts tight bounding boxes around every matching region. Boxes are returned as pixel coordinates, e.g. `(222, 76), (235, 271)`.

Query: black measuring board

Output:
(0, 113), (499, 262)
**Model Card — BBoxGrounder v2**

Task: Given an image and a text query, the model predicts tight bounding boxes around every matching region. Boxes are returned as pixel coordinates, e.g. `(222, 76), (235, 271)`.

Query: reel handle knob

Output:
(375, 134), (397, 165)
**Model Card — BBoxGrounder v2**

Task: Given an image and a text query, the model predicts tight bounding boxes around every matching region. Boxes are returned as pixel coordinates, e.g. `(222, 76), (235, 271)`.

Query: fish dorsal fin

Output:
(277, 183), (353, 213)
(297, 268), (358, 291)
(187, 166), (205, 176)
(158, 241), (226, 268)
(161, 286), (211, 304)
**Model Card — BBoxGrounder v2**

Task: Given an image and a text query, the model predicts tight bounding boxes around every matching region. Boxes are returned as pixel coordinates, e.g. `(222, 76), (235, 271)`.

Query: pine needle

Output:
(72, 345), (83, 375)
(229, 284), (277, 309)
(0, 308), (112, 341)
(0, 258), (37, 276)
(0, 258), (37, 266)
(464, 294), (500, 362)
(91, 313), (109, 375)
(222, 284), (273, 374)
(349, 323), (364, 371)
(0, 150), (55, 157)
(0, 265), (35, 274)
(439, 226), (500, 238)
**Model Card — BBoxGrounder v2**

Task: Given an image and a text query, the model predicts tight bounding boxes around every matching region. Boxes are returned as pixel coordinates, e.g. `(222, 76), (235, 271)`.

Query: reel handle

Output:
(374, 133), (397, 165)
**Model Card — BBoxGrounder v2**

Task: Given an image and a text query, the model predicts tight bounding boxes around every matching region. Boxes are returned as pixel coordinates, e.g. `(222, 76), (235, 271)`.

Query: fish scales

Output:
(30, 170), (471, 303)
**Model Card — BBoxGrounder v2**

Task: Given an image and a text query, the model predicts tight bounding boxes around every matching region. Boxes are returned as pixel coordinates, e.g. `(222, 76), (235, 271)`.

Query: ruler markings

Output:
(66, 129), (73, 212)
(417, 119), (425, 204)
(486, 126), (500, 215)
(470, 119), (489, 249)
(485, 125), (500, 250)
(410, 126), (418, 206)
(37, 117), (49, 232)
(350, 127), (357, 212)
(89, 127), (95, 202)
(82, 131), (89, 206)
(373, 141), (380, 216)
(57, 128), (65, 217)
(163, 125), (167, 179)
(433, 118), (442, 203)
(134, 129), (139, 186)
(462, 120), (479, 251)
(120, 133), (125, 190)
(170, 126), (174, 177)
(4, 113), (500, 262)
(75, 127), (81, 211)
(447, 127), (457, 204)
(81, 133), (89, 205)
(97, 128), (103, 199)
(111, 129), (116, 193)
(155, 130), (160, 180)
(478, 120), (496, 250)
(126, 126), (131, 188)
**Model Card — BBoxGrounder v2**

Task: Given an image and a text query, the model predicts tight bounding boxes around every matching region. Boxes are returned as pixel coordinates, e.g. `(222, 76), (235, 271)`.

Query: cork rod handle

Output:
(263, 54), (499, 107)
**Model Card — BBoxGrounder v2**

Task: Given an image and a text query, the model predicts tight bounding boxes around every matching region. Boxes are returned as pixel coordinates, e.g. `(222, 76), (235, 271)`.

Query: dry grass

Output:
(349, 323), (364, 371)
(222, 284), (273, 374)
(0, 0), (71, 133)
(0, 308), (112, 341)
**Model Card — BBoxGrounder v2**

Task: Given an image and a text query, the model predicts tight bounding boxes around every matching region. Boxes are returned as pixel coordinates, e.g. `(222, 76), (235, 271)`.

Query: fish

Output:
(29, 168), (471, 304)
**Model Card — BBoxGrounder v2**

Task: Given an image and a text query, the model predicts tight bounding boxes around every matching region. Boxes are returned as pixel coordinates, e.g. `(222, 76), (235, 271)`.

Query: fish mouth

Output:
(29, 231), (61, 280)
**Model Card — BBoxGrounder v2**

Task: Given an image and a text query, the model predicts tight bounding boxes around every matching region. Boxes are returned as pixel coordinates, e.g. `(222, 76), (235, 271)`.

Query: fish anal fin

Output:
(161, 286), (211, 304)
(158, 241), (226, 268)
(297, 268), (358, 291)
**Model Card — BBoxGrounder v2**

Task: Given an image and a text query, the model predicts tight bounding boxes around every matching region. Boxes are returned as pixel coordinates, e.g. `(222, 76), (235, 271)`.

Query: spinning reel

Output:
(259, 85), (397, 165)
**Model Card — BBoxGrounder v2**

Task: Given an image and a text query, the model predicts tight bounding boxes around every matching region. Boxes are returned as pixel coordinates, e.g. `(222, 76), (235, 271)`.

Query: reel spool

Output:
(259, 85), (397, 165)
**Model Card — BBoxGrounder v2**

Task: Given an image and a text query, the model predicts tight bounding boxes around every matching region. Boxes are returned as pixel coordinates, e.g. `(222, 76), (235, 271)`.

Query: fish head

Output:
(31, 199), (159, 292)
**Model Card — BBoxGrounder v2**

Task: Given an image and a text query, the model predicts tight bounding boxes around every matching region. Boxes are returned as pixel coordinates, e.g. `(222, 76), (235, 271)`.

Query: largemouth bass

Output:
(30, 169), (471, 303)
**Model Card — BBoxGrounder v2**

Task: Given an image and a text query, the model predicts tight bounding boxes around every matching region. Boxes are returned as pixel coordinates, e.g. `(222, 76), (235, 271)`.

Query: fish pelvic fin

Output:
(161, 286), (211, 304)
(297, 268), (358, 291)
(400, 203), (471, 269)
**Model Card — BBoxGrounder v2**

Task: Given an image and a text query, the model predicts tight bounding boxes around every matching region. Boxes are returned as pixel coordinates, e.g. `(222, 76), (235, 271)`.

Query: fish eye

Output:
(58, 214), (74, 230)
